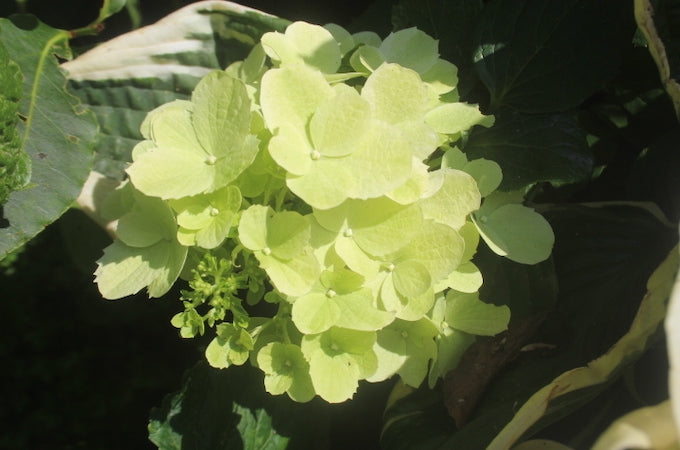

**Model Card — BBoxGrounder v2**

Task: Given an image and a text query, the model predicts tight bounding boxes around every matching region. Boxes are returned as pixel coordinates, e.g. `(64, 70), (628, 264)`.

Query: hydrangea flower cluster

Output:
(94, 22), (553, 402)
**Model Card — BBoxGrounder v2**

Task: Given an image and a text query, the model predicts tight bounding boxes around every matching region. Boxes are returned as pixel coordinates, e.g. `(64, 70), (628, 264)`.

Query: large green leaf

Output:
(381, 203), (677, 449)
(473, 0), (634, 113)
(463, 111), (591, 191)
(62, 1), (289, 179)
(491, 243), (678, 449)
(148, 361), (329, 450)
(0, 15), (96, 258)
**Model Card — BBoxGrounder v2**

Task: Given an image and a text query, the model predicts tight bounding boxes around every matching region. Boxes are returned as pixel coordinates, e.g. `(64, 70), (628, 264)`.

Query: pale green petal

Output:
(436, 261), (483, 293)
(258, 252), (320, 297)
(397, 120), (440, 161)
(459, 220), (481, 262)
(257, 342), (315, 402)
(302, 328), (376, 402)
(116, 211), (164, 247)
(334, 236), (381, 279)
(419, 168), (481, 230)
(424, 102), (489, 135)
(268, 122), (313, 176)
(362, 63), (437, 124)
(445, 291), (510, 336)
(421, 59), (458, 95)
(145, 100), (197, 149)
(368, 318), (438, 386)
(393, 260), (431, 298)
(130, 140), (156, 161)
(349, 45), (385, 73)
(319, 268), (365, 294)
(308, 351), (360, 402)
(95, 239), (187, 299)
(351, 198), (423, 257)
(387, 159), (431, 204)
(116, 192), (176, 247)
(292, 292), (341, 334)
(310, 88), (370, 157)
(441, 146), (468, 170)
(379, 27), (439, 74)
(191, 71), (251, 157)
(170, 197), (213, 230)
(428, 328), (475, 387)
(394, 220), (465, 283)
(262, 22), (341, 73)
(176, 227), (196, 246)
(333, 289), (395, 331)
(474, 203), (555, 264)
(266, 210), (310, 259)
(323, 23), (354, 55)
(344, 120), (413, 199)
(286, 159), (354, 209)
(380, 273), (402, 313)
(211, 134), (260, 189)
(193, 212), (234, 249)
(260, 65), (333, 131)
(352, 31), (381, 47)
(238, 204), (269, 251)
(462, 158), (503, 197)
(395, 287), (435, 321)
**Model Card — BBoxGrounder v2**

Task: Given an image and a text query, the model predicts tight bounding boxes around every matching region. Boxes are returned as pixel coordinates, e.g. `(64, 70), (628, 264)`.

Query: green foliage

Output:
(92, 19), (555, 405)
(0, 15), (96, 259)
(0, 40), (28, 206)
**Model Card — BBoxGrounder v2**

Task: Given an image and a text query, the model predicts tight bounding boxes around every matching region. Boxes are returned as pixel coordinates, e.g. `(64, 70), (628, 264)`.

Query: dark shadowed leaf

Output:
(463, 111), (591, 191)
(148, 361), (329, 450)
(473, 0), (634, 113)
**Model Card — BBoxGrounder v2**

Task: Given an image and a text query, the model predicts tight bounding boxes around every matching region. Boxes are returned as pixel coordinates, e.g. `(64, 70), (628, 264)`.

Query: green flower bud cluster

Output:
(94, 21), (554, 402)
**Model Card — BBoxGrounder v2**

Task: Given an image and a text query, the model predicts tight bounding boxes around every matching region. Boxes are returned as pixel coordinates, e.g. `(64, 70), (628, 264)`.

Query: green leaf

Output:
(0, 16), (96, 258)
(63, 2), (289, 178)
(490, 244), (678, 448)
(149, 362), (329, 450)
(463, 111), (591, 191)
(473, 0), (634, 112)
(0, 40), (29, 206)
